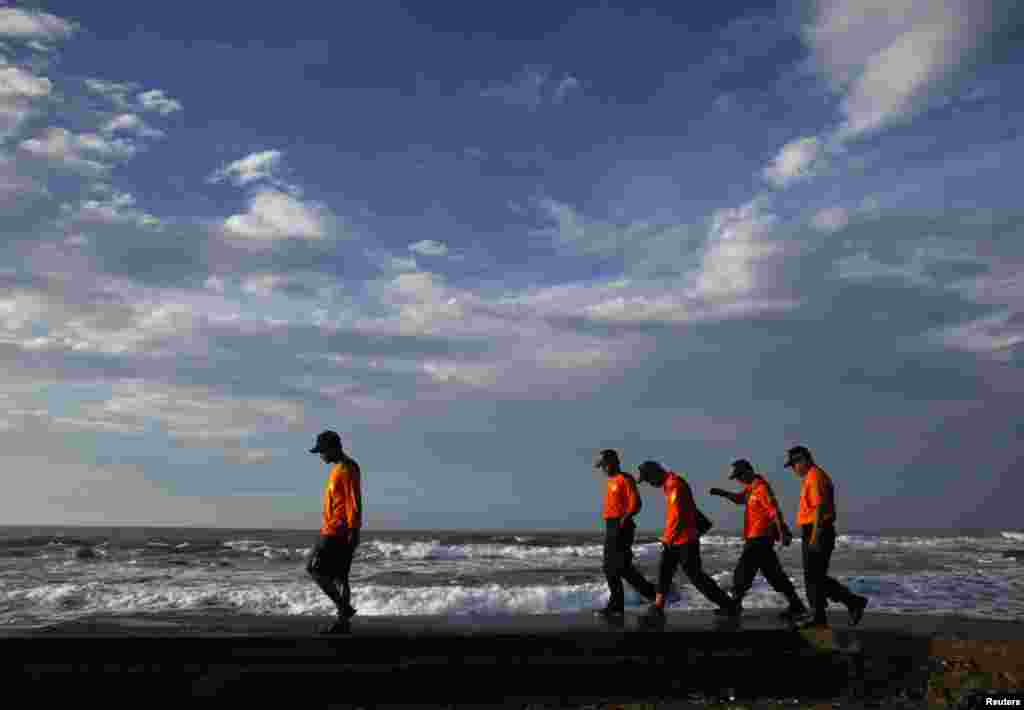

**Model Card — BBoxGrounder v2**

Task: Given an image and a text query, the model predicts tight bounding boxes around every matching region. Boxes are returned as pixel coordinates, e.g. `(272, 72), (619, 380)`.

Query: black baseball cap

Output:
(729, 459), (754, 479)
(784, 446), (812, 468)
(310, 430), (342, 453)
(593, 449), (620, 468)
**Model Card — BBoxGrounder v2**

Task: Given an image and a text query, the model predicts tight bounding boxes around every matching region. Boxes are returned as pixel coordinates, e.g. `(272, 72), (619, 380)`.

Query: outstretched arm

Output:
(709, 488), (746, 505)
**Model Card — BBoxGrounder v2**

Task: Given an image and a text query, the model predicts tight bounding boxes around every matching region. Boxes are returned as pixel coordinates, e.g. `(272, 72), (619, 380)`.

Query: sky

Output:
(1, 1), (1022, 532)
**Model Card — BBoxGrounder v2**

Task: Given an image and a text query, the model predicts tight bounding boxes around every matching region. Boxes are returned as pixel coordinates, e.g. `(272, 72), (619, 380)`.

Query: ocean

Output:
(1, 526), (1020, 626)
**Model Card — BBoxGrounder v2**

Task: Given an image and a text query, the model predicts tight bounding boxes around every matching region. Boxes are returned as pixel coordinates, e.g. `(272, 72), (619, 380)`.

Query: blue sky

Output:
(1, 1), (1022, 531)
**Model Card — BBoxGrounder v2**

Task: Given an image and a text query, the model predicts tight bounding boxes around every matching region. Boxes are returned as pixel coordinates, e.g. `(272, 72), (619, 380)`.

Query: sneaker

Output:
(779, 606), (809, 622)
(319, 619), (351, 635)
(848, 595), (868, 626)
(639, 605), (666, 626)
(340, 603), (358, 619)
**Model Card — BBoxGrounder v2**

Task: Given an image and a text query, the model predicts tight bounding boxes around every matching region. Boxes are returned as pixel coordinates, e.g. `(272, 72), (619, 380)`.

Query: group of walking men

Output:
(302, 428), (869, 634)
(595, 446), (869, 629)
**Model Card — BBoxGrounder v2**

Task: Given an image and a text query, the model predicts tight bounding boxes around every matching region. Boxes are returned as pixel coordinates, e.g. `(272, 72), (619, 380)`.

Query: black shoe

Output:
(340, 603), (358, 619)
(594, 606), (624, 619)
(779, 606), (809, 622)
(638, 605), (666, 627)
(848, 596), (868, 626)
(319, 619), (351, 635)
(713, 603), (741, 618)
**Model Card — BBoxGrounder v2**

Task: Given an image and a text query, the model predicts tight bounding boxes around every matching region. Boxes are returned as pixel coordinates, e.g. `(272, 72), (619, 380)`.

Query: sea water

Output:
(1, 526), (1020, 625)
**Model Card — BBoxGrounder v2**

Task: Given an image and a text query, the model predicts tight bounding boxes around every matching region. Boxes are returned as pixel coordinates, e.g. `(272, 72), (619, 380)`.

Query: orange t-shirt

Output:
(661, 472), (698, 546)
(743, 475), (780, 540)
(321, 459), (362, 536)
(797, 465), (836, 526)
(603, 473), (641, 520)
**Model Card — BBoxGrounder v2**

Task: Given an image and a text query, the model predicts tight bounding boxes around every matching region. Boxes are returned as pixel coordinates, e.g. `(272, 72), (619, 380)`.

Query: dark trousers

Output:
(801, 524), (859, 622)
(732, 537), (804, 608)
(658, 541), (733, 609)
(603, 520), (656, 610)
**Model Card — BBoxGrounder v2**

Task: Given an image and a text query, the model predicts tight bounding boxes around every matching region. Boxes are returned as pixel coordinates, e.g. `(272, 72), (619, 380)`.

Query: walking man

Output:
(710, 459), (808, 621)
(785, 445), (868, 628)
(594, 449), (656, 619)
(306, 430), (363, 634)
(636, 460), (739, 624)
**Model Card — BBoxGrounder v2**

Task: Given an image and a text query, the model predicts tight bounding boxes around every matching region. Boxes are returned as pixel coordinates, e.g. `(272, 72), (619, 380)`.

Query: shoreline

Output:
(8, 610), (1023, 707)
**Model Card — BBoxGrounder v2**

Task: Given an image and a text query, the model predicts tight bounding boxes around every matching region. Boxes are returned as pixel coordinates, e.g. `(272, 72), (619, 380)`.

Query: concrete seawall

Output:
(5, 611), (1023, 707)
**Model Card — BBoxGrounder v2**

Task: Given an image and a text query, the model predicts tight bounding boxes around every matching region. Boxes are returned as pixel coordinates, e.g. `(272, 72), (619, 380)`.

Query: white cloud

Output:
(67, 190), (161, 229)
(695, 198), (781, 300)
(17, 127), (110, 173)
(763, 136), (822, 187)
(390, 256), (419, 272)
(209, 150), (283, 186)
(70, 381), (305, 444)
(0, 64), (51, 97)
(204, 275), (227, 293)
(0, 64), (52, 136)
(812, 206), (850, 233)
(365, 271), (473, 337)
(0, 8), (76, 40)
(102, 113), (165, 139)
(805, 0), (997, 139)
(584, 294), (693, 323)
(532, 197), (627, 255)
(0, 282), (198, 356)
(422, 361), (501, 388)
(932, 311), (1023, 361)
(224, 448), (275, 465)
(535, 347), (610, 370)
(937, 264), (1024, 361)
(137, 88), (182, 115)
(76, 131), (137, 159)
(241, 273), (289, 297)
(409, 239), (449, 257)
(952, 270), (1023, 308)
(222, 189), (327, 245)
(84, 78), (137, 109)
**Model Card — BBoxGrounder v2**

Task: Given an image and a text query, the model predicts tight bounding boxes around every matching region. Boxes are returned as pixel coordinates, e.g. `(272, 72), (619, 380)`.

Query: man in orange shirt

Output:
(306, 430), (363, 634)
(785, 445), (868, 628)
(636, 460), (738, 624)
(710, 459), (808, 621)
(594, 449), (656, 619)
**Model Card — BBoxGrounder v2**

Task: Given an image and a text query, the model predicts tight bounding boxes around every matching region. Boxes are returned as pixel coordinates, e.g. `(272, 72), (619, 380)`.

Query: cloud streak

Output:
(805, 0), (998, 139)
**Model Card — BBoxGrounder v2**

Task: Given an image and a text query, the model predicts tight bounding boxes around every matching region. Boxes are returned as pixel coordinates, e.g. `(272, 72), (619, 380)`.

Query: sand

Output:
(6, 610), (1023, 707)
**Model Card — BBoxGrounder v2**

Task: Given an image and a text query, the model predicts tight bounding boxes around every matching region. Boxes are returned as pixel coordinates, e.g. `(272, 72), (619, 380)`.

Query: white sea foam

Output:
(1002, 531), (1024, 542)
(2, 568), (1020, 623)
(222, 540), (308, 561)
